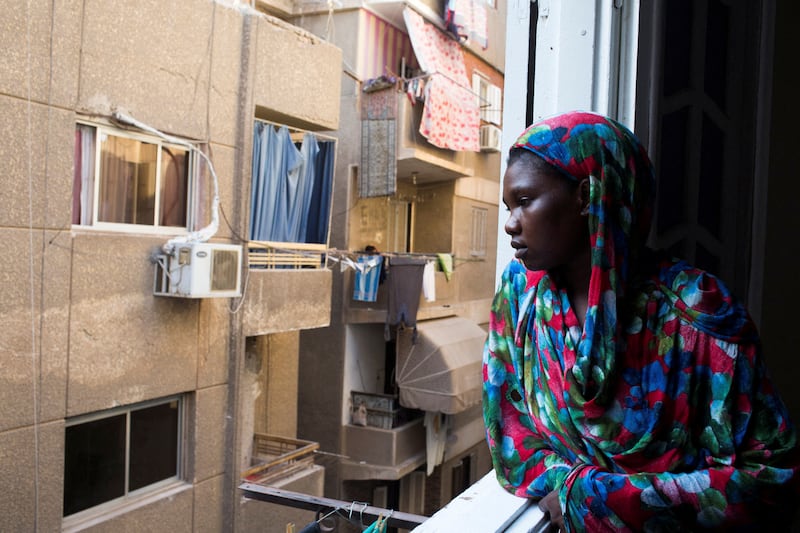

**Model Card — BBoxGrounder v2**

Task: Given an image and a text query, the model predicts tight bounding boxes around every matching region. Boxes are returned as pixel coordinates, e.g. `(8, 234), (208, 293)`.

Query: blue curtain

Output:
(250, 122), (334, 244)
(288, 133), (319, 242)
(249, 123), (301, 241)
(305, 140), (335, 244)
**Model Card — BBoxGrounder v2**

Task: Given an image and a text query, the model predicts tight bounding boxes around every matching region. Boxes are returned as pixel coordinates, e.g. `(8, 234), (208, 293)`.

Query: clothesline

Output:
(239, 482), (427, 530)
(246, 240), (483, 271)
(253, 117), (337, 144)
(374, 69), (489, 108)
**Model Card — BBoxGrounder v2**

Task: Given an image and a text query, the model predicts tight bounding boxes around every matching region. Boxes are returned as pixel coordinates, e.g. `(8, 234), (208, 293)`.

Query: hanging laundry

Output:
(425, 411), (450, 475)
(422, 260), (436, 302)
(403, 7), (480, 152)
(362, 515), (387, 533)
(384, 256), (427, 341)
(353, 255), (384, 302)
(360, 89), (398, 198)
(437, 253), (454, 281)
(445, 0), (488, 48)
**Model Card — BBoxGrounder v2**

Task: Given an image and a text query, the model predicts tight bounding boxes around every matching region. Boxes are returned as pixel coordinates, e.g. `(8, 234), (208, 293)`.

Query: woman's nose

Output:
(504, 211), (519, 236)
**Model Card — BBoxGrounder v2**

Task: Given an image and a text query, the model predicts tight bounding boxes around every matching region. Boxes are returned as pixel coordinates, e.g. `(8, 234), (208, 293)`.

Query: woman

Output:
(482, 111), (800, 531)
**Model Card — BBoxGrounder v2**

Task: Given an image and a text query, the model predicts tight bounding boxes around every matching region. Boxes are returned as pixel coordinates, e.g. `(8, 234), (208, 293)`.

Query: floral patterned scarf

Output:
(483, 111), (799, 530)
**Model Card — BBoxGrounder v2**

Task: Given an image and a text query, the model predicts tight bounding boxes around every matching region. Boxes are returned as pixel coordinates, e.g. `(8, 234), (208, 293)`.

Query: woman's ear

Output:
(579, 178), (591, 215)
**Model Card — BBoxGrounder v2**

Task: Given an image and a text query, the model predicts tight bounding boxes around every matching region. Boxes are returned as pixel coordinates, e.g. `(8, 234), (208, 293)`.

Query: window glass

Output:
(98, 134), (158, 225)
(63, 414), (126, 516)
(160, 146), (190, 227)
(73, 124), (194, 230)
(130, 401), (179, 491)
(63, 398), (181, 517)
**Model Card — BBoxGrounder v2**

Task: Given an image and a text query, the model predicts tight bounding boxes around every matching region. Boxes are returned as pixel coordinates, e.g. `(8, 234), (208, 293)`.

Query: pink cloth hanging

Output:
(403, 8), (480, 152)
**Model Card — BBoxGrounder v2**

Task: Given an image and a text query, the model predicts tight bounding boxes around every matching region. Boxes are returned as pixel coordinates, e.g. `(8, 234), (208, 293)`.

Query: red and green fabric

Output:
(482, 111), (800, 531)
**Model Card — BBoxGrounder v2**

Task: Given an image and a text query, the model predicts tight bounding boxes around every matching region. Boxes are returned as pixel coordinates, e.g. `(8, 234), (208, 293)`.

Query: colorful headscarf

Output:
(512, 111), (655, 293)
(483, 111), (798, 531)
(511, 111), (657, 404)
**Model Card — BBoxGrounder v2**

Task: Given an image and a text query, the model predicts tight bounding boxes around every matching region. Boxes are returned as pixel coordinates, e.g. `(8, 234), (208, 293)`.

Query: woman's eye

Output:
(517, 197), (530, 207)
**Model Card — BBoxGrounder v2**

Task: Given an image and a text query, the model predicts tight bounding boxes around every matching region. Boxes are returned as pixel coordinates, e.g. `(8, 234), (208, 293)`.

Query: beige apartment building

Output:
(1, 0), (506, 531)
(2, 1), (342, 531)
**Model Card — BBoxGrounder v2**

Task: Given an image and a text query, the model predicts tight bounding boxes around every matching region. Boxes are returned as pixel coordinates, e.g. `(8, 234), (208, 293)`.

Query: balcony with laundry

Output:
(358, 4), (504, 194)
(339, 2), (502, 474)
(338, 247), (489, 476)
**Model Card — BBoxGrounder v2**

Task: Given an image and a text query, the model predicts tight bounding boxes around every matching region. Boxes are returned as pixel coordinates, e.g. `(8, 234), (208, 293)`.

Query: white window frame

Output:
(472, 72), (502, 126)
(74, 121), (201, 235)
(62, 395), (185, 527)
(470, 205), (488, 257)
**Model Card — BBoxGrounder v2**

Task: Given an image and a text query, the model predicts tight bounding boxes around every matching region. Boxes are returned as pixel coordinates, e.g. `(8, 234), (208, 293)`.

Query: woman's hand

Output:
(538, 490), (565, 533)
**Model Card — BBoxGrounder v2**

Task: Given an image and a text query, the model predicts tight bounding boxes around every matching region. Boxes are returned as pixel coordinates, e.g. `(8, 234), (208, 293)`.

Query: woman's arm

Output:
(558, 340), (800, 532)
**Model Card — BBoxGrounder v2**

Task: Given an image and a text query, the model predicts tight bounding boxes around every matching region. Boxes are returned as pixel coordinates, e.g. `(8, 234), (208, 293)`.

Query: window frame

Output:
(73, 121), (201, 235)
(62, 395), (185, 524)
(472, 71), (503, 126)
(469, 205), (488, 257)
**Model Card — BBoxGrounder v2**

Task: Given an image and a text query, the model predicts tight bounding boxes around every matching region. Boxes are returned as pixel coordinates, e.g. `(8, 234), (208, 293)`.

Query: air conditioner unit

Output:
(153, 242), (242, 298)
(479, 124), (502, 153)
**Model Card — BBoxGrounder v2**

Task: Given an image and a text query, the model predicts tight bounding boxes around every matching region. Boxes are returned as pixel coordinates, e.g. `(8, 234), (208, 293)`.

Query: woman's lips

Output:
(514, 247), (527, 259)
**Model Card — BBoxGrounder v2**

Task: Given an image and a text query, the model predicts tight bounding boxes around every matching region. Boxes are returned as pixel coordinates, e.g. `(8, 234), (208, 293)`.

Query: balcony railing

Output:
(248, 241), (327, 269)
(242, 433), (320, 486)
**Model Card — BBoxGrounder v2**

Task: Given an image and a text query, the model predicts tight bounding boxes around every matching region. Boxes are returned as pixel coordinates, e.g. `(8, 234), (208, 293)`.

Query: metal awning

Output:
(395, 316), (487, 414)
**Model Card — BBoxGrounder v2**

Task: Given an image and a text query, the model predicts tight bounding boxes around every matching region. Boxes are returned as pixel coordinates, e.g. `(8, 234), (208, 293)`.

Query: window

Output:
(73, 123), (202, 231)
(472, 73), (502, 125)
(470, 206), (487, 257)
(63, 397), (182, 517)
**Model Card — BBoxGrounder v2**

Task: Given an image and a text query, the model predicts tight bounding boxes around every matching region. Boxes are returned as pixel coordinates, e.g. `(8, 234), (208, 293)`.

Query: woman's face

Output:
(502, 155), (589, 272)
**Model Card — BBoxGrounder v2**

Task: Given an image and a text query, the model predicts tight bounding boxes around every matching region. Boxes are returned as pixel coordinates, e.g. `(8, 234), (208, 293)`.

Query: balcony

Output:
(242, 241), (332, 336)
(242, 433), (320, 485)
(362, 87), (479, 191)
(394, 94), (475, 184)
(240, 434), (327, 530)
(346, 259), (461, 324)
(341, 415), (426, 480)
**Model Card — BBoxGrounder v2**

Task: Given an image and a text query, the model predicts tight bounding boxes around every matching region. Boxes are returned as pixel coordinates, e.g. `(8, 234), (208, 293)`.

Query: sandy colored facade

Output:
(1, 1), (341, 531)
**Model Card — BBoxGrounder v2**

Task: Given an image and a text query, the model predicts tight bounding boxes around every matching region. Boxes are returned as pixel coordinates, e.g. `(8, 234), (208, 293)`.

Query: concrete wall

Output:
(246, 332), (300, 440)
(0, 0), (340, 530)
(414, 182), (456, 253)
(460, 0), (507, 73)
